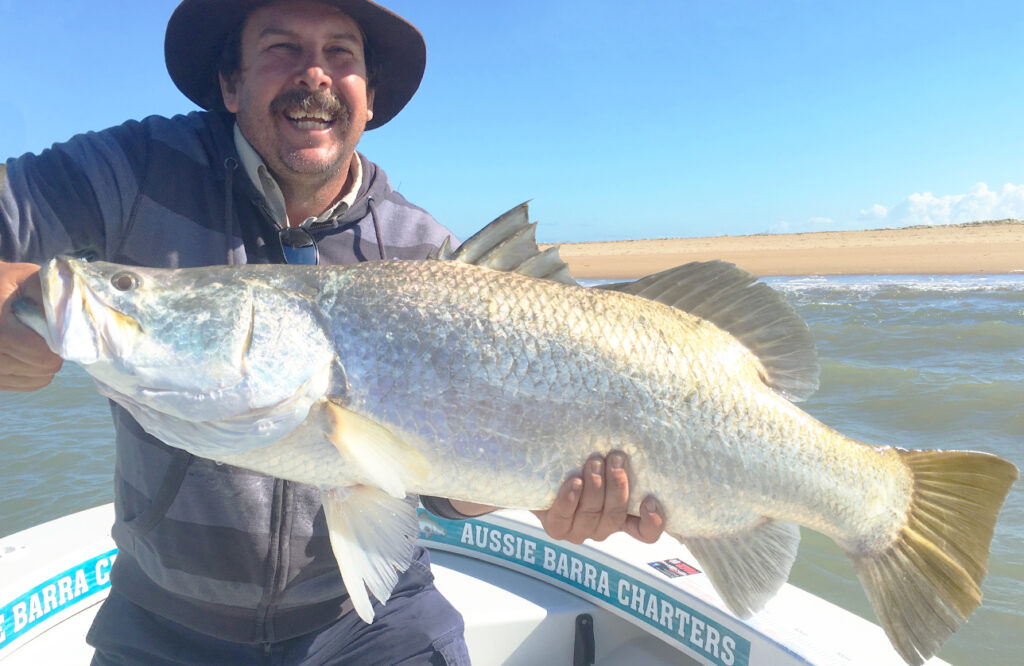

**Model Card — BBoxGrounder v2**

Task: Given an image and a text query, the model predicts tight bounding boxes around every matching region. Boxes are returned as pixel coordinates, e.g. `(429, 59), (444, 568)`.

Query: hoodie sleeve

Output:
(1, 120), (148, 264)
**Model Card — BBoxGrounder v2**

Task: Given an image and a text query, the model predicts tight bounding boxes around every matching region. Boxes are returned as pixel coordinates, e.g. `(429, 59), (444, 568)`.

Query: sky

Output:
(2, 0), (1023, 243)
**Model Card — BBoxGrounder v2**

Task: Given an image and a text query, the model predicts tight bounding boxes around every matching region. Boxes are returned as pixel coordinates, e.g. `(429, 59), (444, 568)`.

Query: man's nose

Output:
(295, 54), (332, 90)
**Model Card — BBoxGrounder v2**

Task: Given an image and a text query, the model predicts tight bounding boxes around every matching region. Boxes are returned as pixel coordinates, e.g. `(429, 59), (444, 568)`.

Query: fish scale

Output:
(318, 261), (856, 527)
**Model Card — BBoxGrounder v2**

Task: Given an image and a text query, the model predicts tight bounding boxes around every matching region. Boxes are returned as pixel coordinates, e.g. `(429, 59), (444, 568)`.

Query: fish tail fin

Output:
(848, 449), (1017, 666)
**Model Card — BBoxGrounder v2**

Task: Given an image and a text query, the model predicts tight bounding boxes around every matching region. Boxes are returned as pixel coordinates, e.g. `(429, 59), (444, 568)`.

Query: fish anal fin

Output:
(322, 400), (430, 498)
(321, 486), (419, 623)
(847, 449), (1018, 666)
(684, 519), (800, 618)
(600, 261), (819, 401)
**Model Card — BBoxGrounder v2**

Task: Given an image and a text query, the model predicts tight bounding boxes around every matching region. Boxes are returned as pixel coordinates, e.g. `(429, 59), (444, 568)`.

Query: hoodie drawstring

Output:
(226, 156), (382, 263)
(367, 197), (386, 261)
(223, 157), (239, 265)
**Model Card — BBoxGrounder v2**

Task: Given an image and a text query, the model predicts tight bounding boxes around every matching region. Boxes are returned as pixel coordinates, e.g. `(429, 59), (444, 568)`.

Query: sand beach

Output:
(549, 220), (1024, 279)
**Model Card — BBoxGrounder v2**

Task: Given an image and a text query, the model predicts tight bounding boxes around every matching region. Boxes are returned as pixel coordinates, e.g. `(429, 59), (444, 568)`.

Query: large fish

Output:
(13, 204), (1017, 665)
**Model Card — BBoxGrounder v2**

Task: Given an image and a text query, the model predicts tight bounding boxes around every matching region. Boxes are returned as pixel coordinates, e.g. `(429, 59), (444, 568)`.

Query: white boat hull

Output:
(1, 505), (951, 665)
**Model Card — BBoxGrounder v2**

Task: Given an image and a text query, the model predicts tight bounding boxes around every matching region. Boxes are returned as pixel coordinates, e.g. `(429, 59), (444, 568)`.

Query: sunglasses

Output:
(279, 226), (319, 265)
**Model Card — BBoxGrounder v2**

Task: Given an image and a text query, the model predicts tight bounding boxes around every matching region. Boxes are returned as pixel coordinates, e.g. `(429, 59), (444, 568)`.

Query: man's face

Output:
(220, 0), (375, 184)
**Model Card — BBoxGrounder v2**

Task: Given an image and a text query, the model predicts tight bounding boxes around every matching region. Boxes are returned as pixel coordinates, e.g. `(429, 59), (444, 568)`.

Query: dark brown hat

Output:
(164, 0), (426, 129)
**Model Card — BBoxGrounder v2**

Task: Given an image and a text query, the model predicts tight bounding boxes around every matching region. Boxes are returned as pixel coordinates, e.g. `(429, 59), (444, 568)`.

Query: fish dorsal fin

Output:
(446, 203), (577, 285)
(431, 236), (455, 261)
(601, 261), (819, 401)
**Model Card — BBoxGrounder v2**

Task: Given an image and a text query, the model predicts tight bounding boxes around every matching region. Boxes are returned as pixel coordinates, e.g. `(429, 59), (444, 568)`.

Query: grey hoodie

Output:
(2, 110), (464, 643)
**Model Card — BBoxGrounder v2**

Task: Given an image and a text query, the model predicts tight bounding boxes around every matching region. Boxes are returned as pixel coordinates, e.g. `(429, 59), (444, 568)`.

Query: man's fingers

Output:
(0, 263), (62, 391)
(534, 475), (583, 541)
(565, 456), (606, 542)
(0, 362), (62, 390)
(592, 451), (629, 540)
(13, 269), (44, 302)
(0, 307), (62, 372)
(0, 344), (62, 373)
(0, 365), (60, 391)
(537, 453), (668, 546)
(623, 497), (665, 544)
(1, 265), (54, 360)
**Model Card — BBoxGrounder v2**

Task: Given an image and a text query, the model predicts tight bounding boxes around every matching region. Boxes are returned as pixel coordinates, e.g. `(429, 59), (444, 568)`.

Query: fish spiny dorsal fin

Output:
(430, 236), (455, 261)
(601, 261), (819, 401)
(446, 203), (578, 285)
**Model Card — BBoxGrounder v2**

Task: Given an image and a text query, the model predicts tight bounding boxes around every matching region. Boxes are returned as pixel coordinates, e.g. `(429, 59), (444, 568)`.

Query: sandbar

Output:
(547, 220), (1024, 279)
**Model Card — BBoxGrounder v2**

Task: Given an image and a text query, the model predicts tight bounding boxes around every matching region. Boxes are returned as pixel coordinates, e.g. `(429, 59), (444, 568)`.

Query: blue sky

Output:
(2, 0), (1022, 242)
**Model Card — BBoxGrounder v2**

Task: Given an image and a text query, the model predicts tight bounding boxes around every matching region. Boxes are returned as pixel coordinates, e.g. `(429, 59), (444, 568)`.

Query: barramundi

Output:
(13, 204), (1017, 665)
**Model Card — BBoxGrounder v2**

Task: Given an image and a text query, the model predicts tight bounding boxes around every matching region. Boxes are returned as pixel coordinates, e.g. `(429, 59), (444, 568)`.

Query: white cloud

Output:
(769, 216), (834, 234)
(773, 182), (1024, 234)
(859, 203), (888, 220)
(858, 182), (1024, 227)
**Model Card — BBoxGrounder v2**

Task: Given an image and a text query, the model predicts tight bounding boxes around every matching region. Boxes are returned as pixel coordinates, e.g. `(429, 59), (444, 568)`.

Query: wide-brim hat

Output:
(165, 0), (426, 130)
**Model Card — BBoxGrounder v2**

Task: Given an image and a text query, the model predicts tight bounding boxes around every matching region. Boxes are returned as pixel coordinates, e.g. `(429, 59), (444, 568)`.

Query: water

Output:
(762, 275), (1024, 666)
(1, 274), (1021, 664)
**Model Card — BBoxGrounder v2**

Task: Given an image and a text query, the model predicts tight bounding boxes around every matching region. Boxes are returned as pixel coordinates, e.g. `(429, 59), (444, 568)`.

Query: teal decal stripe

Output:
(0, 548), (118, 651)
(418, 512), (749, 666)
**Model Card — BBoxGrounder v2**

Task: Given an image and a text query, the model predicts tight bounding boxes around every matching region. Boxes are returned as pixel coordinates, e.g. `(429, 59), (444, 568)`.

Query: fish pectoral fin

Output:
(684, 519), (800, 618)
(322, 400), (430, 499)
(321, 486), (419, 624)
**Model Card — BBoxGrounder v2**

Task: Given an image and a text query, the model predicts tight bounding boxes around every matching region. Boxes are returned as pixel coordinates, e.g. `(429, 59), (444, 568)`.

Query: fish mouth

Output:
(30, 258), (142, 365)
(18, 257), (78, 356)
(10, 294), (50, 344)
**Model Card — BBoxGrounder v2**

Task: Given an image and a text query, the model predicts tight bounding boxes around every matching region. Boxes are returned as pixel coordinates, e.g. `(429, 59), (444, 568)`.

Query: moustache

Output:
(270, 89), (351, 126)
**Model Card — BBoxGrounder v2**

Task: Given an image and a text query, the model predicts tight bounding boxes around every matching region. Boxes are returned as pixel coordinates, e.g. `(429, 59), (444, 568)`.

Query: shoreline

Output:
(546, 220), (1024, 279)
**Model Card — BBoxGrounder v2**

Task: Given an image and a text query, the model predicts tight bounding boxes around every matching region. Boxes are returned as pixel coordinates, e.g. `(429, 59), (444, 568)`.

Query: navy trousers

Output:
(86, 554), (470, 665)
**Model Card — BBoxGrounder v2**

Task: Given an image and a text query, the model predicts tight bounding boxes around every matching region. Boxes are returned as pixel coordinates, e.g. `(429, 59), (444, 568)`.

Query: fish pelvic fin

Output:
(323, 400), (430, 498)
(847, 449), (1018, 666)
(321, 487), (419, 623)
(599, 261), (819, 402)
(684, 519), (800, 618)
(445, 202), (578, 285)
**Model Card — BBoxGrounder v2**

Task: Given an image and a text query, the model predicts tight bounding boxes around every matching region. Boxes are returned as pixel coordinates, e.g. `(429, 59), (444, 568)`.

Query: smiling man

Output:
(219, 1), (375, 222)
(0, 1), (663, 663)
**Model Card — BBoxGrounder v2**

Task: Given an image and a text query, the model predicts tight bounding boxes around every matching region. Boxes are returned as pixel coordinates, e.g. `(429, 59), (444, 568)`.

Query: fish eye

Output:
(111, 271), (140, 291)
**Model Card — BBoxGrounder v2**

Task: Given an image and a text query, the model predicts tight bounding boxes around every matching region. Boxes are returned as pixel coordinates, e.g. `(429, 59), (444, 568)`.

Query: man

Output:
(0, 1), (664, 663)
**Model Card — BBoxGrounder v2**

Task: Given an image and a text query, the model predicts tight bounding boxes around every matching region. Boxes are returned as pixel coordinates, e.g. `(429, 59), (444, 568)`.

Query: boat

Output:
(1, 504), (951, 665)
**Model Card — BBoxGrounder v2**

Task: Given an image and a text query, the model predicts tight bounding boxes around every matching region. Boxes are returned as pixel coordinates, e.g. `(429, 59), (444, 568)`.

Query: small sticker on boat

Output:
(649, 558), (701, 578)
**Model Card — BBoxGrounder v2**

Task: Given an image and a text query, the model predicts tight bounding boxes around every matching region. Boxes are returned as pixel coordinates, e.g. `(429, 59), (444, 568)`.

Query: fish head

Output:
(16, 258), (339, 454)
(21, 257), (257, 394)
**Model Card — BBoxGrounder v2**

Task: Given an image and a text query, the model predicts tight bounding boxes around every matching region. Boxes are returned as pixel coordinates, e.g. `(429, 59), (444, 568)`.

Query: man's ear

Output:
(219, 73), (240, 114)
(366, 88), (374, 123)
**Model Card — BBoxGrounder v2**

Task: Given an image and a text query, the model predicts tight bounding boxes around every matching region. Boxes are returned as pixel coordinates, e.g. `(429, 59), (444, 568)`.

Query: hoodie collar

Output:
(232, 123), (363, 228)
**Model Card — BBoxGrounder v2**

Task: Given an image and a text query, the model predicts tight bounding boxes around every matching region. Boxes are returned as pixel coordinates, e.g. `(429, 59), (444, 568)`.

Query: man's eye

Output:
(269, 43), (299, 52)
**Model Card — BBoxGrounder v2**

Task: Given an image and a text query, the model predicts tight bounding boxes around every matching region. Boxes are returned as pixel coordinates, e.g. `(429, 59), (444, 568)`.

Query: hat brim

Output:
(164, 0), (425, 130)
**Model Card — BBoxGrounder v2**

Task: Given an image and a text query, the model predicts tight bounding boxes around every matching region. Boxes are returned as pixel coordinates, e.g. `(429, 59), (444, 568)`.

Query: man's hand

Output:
(533, 451), (664, 544)
(0, 261), (62, 391)
(447, 452), (665, 545)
